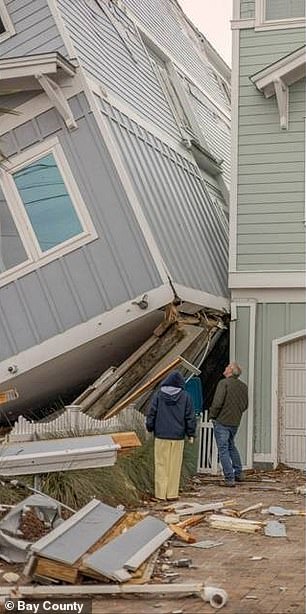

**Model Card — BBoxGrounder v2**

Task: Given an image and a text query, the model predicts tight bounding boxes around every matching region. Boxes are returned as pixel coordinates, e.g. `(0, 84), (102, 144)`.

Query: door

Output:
(279, 336), (306, 469)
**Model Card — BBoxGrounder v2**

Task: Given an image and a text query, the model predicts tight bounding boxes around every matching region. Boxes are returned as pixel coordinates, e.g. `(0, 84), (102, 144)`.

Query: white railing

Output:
(197, 411), (219, 474)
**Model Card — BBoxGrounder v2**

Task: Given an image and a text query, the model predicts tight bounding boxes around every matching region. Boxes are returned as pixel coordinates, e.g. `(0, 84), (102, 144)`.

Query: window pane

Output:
(13, 153), (83, 252)
(0, 18), (5, 35)
(266, 0), (305, 20)
(0, 186), (28, 272)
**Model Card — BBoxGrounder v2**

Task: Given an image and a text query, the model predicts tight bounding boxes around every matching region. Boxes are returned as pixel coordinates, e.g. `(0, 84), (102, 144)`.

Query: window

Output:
(13, 154), (83, 252)
(256, 0), (305, 28)
(0, 0), (15, 41)
(265, 0), (305, 20)
(0, 139), (97, 284)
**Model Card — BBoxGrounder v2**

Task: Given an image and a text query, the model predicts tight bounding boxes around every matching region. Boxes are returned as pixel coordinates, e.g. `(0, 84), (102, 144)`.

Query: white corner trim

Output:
(174, 284), (230, 312)
(46, 0), (77, 59)
(0, 0), (15, 41)
(232, 300), (257, 468)
(80, 68), (170, 284)
(0, 137), (98, 285)
(229, 271), (306, 288)
(232, 0), (241, 20)
(271, 329), (306, 468)
(0, 284), (174, 385)
(229, 28), (239, 273)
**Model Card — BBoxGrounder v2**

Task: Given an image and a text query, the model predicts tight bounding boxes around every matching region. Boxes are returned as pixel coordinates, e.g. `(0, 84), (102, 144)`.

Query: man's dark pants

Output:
(213, 421), (242, 483)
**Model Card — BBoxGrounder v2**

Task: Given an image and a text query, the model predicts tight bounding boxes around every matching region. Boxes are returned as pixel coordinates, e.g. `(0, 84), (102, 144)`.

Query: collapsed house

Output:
(0, 0), (230, 422)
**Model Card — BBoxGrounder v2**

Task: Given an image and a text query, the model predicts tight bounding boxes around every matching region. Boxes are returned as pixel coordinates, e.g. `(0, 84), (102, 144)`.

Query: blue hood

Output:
(161, 370), (185, 389)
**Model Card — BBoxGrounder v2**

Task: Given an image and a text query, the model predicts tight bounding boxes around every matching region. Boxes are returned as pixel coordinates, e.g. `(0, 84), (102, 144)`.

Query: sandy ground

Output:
(92, 468), (305, 614)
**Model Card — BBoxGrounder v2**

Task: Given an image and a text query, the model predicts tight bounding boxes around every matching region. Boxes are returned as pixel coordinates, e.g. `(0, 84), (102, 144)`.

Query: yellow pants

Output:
(154, 438), (185, 500)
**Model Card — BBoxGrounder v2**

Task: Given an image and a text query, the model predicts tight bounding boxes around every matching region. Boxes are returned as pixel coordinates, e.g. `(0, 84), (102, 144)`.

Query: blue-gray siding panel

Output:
(0, 93), (162, 359)
(1, 0), (67, 57)
(97, 96), (228, 298)
(123, 0), (230, 112)
(57, 0), (181, 140)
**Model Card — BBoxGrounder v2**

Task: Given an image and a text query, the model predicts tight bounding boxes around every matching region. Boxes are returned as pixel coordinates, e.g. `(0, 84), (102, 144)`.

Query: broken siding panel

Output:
(0, 0), (67, 57)
(124, 0), (230, 112)
(97, 96), (228, 298)
(252, 303), (306, 454)
(0, 95), (162, 359)
(237, 28), (305, 271)
(189, 94), (231, 184)
(57, 0), (180, 140)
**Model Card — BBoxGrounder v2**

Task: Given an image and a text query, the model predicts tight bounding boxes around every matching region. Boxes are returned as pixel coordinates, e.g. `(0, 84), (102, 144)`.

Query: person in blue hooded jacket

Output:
(146, 370), (196, 501)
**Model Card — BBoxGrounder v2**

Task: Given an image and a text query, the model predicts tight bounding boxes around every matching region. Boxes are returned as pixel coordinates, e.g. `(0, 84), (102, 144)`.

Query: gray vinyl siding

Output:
(123, 0), (230, 113)
(57, 0), (181, 140)
(240, 0), (255, 19)
(96, 95), (228, 298)
(237, 27), (305, 271)
(0, 0), (67, 57)
(0, 93), (161, 360)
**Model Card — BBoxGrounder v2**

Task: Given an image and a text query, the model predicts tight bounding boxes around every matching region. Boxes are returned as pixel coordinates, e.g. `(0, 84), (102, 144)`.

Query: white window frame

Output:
(0, 0), (15, 42)
(0, 137), (97, 287)
(255, 0), (306, 30)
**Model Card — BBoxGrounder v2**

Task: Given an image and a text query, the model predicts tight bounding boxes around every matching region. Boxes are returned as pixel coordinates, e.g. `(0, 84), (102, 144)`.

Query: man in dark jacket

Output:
(146, 370), (196, 501)
(209, 362), (248, 487)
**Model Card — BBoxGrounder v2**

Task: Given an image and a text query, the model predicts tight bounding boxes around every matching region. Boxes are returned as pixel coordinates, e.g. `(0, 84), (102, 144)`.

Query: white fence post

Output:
(197, 411), (219, 474)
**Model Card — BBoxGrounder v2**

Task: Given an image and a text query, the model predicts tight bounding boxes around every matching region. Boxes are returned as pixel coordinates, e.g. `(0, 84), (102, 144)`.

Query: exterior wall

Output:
(240, 0), (255, 19)
(237, 27), (305, 271)
(0, 0), (67, 57)
(0, 93), (162, 360)
(96, 95), (229, 298)
(234, 302), (306, 457)
(57, 0), (181, 140)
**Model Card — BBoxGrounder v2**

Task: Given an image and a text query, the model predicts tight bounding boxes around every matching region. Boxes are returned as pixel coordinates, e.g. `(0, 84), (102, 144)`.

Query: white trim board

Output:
(229, 271), (306, 288)
(0, 284), (173, 386)
(271, 329), (306, 468)
(174, 284), (229, 312)
(232, 288), (306, 303)
(231, 300), (256, 468)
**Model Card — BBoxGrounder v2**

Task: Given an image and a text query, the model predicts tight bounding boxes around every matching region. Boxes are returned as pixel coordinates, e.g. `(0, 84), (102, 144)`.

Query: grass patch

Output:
(0, 439), (198, 510)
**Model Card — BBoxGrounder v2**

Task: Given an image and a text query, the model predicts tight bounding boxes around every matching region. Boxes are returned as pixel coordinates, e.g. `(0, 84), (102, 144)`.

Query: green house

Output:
(230, 0), (305, 469)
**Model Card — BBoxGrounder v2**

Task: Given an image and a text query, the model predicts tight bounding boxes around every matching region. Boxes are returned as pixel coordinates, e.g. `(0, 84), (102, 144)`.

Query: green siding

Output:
(237, 27), (305, 271)
(253, 303), (306, 454)
(234, 303), (306, 455)
(240, 0), (255, 19)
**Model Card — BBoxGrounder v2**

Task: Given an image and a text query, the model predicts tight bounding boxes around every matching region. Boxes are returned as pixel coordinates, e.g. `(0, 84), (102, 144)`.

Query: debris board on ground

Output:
(82, 516), (172, 582)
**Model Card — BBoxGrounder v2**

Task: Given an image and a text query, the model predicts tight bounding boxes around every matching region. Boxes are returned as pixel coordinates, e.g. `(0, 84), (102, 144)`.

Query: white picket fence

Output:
(8, 404), (145, 442)
(197, 411), (219, 474)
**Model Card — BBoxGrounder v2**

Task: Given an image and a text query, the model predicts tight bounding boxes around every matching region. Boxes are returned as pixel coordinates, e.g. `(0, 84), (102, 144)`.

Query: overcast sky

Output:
(178, 0), (232, 66)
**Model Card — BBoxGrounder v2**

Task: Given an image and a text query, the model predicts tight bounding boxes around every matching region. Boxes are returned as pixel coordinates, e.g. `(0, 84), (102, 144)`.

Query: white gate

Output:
(197, 411), (219, 474)
(279, 336), (306, 469)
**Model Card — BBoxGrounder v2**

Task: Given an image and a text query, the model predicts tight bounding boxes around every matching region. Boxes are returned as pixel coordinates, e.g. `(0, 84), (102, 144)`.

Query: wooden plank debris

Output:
(208, 514), (264, 534)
